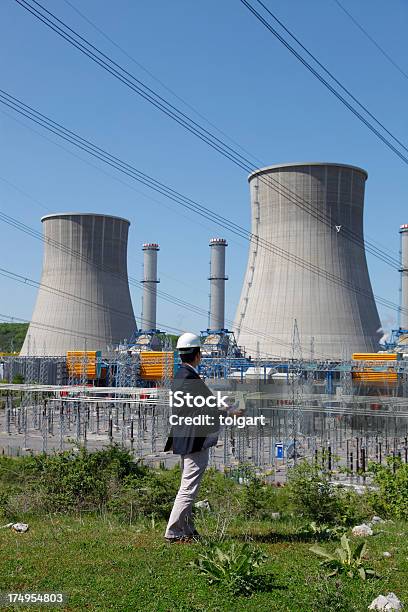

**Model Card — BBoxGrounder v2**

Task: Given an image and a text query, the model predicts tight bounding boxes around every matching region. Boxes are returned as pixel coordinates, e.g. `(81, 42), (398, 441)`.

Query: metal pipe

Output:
(141, 243), (160, 331)
(400, 224), (408, 330)
(209, 238), (228, 330)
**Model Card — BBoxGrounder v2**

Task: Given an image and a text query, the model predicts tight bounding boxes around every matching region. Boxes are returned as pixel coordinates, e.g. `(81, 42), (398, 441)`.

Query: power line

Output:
(0, 266), (136, 325)
(239, 0), (408, 163)
(333, 0), (408, 82)
(0, 186), (404, 362)
(0, 90), (404, 321)
(18, 0), (408, 168)
(0, 175), (51, 213)
(0, 272), (183, 338)
(0, 294), (304, 360)
(52, 0), (401, 264)
(62, 0), (262, 166)
(60, 0), (407, 265)
(0, 87), (400, 274)
(10, 1), (403, 268)
(0, 106), (235, 258)
(1, 97), (399, 276)
(13, 0), (256, 170)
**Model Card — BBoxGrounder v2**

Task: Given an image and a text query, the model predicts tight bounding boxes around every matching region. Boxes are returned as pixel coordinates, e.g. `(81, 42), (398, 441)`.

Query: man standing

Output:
(164, 332), (233, 543)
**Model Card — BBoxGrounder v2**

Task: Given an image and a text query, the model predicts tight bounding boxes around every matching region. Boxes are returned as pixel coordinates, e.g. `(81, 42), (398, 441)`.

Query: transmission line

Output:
(62, 0), (262, 166)
(240, 0), (408, 162)
(0, 90), (404, 321)
(0, 88), (401, 274)
(333, 0), (408, 82)
(11, 0), (403, 267)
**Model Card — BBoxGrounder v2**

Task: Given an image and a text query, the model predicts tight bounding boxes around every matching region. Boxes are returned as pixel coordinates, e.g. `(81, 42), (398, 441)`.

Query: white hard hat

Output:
(176, 332), (201, 351)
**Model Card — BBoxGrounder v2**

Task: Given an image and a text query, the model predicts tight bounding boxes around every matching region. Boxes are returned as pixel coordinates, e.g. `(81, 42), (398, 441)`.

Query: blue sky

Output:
(1, 0), (407, 337)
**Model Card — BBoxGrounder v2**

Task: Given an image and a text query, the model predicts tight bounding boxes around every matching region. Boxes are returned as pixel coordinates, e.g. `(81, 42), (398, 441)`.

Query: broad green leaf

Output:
(340, 534), (351, 558)
(353, 541), (366, 561)
(309, 545), (336, 560)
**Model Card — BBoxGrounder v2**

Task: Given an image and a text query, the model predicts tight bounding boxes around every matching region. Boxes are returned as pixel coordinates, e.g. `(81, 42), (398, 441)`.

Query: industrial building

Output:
(233, 162), (382, 361)
(20, 213), (136, 356)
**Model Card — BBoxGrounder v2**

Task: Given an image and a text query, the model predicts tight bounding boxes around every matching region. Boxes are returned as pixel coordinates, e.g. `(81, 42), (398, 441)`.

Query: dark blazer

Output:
(164, 364), (223, 455)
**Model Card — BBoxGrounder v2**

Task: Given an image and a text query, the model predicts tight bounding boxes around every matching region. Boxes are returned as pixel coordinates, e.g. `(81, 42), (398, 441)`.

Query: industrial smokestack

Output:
(233, 163), (381, 359)
(400, 224), (408, 330)
(20, 213), (136, 356)
(209, 238), (228, 331)
(141, 243), (159, 331)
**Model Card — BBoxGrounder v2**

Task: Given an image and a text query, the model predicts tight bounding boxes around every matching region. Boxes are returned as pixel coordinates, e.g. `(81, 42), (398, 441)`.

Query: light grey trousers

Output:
(165, 447), (209, 539)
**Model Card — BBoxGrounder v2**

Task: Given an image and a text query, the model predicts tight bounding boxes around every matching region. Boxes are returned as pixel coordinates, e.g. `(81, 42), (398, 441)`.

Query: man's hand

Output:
(223, 395), (245, 416)
(227, 406), (245, 417)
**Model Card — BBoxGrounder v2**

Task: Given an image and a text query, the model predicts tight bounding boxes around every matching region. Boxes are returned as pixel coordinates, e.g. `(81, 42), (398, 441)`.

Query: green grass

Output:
(0, 449), (406, 610)
(0, 513), (407, 611)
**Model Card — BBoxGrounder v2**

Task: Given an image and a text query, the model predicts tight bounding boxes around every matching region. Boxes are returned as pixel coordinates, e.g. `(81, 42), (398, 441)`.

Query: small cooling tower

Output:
(20, 213), (136, 356)
(233, 163), (381, 360)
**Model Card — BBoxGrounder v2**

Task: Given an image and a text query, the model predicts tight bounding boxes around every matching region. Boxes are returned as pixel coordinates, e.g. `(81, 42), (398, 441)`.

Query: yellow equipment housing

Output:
(140, 351), (174, 381)
(66, 351), (101, 380)
(352, 353), (398, 361)
(351, 353), (400, 383)
(352, 370), (398, 383)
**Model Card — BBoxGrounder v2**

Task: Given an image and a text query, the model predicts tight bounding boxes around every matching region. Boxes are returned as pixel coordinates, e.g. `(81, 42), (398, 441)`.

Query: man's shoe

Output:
(165, 536), (193, 544)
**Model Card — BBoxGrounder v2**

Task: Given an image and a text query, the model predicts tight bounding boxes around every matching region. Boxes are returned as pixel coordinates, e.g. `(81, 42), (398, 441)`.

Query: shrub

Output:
(241, 476), (285, 520)
(12, 373), (24, 384)
(369, 456), (408, 519)
(108, 467), (180, 520)
(200, 468), (242, 514)
(190, 541), (268, 595)
(0, 490), (10, 518)
(0, 454), (41, 518)
(21, 444), (145, 512)
(287, 459), (342, 524)
(287, 459), (370, 525)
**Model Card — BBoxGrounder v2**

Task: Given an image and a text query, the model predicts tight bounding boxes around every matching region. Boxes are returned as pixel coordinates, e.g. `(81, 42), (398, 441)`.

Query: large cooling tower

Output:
(233, 163), (381, 360)
(20, 213), (136, 356)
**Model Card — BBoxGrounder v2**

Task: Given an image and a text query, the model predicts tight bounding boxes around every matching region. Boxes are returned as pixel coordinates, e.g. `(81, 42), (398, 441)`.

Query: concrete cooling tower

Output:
(20, 213), (136, 356)
(233, 163), (381, 360)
